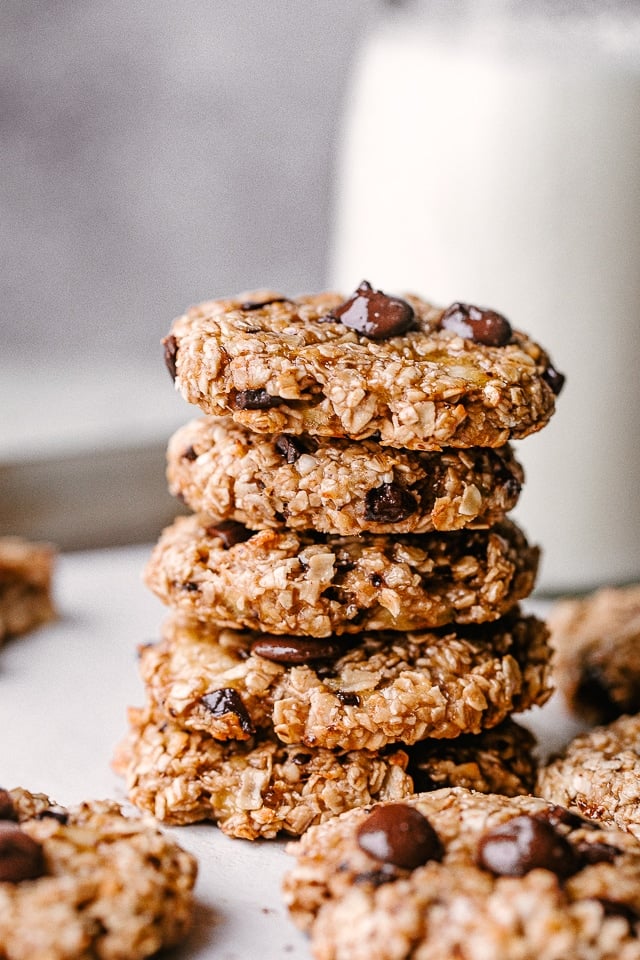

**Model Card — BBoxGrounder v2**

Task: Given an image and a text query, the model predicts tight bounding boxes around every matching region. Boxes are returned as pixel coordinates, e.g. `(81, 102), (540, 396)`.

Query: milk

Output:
(330, 9), (640, 592)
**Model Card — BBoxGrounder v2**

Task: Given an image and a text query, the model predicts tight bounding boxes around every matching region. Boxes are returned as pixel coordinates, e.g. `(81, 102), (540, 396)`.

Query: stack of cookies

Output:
(115, 282), (564, 840)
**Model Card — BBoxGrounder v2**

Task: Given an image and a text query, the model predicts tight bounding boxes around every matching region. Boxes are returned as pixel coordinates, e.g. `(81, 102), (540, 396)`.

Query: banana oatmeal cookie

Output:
(162, 284), (563, 450)
(0, 537), (56, 644)
(144, 513), (539, 637)
(139, 611), (551, 750)
(0, 786), (196, 960)
(112, 702), (413, 839)
(284, 787), (640, 960)
(548, 584), (640, 724)
(167, 416), (524, 535)
(537, 713), (640, 839)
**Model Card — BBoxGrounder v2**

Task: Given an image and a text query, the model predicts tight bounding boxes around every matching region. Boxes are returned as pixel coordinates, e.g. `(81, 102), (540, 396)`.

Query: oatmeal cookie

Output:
(144, 513), (539, 637)
(112, 702), (413, 839)
(0, 537), (56, 644)
(548, 584), (640, 724)
(162, 284), (562, 450)
(537, 713), (640, 839)
(284, 787), (640, 960)
(167, 416), (524, 535)
(0, 786), (196, 960)
(140, 611), (552, 750)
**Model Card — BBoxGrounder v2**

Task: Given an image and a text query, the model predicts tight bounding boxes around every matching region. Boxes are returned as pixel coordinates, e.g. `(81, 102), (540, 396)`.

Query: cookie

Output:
(139, 611), (552, 750)
(144, 513), (539, 637)
(0, 786), (196, 960)
(0, 537), (56, 644)
(162, 284), (562, 450)
(167, 416), (524, 535)
(548, 584), (640, 724)
(112, 702), (413, 839)
(283, 787), (640, 960)
(537, 713), (640, 840)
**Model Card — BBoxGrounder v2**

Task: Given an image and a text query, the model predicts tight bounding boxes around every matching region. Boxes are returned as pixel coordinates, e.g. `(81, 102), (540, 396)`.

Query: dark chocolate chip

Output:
(327, 281), (415, 340)
(0, 822), (45, 883)
(35, 808), (69, 825)
(336, 690), (361, 707)
(596, 899), (640, 925)
(183, 581), (200, 592)
(0, 790), (16, 821)
(370, 573), (383, 588)
(356, 803), (444, 870)
(200, 688), (254, 736)
(239, 297), (289, 311)
(535, 804), (601, 832)
(163, 334), (179, 381)
(575, 663), (622, 724)
(440, 302), (512, 346)
(364, 482), (418, 524)
(477, 814), (581, 879)
(232, 389), (281, 410)
(275, 434), (305, 464)
(182, 445), (199, 462)
(542, 363), (566, 396)
(292, 753), (312, 765)
(205, 520), (252, 549)
(574, 840), (621, 865)
(250, 636), (344, 665)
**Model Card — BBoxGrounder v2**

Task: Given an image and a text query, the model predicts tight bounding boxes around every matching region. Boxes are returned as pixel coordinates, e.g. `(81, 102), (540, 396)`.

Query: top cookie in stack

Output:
(119, 282), (562, 838)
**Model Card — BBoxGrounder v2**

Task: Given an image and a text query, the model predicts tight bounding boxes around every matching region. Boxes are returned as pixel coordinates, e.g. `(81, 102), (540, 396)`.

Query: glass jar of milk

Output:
(330, 0), (640, 593)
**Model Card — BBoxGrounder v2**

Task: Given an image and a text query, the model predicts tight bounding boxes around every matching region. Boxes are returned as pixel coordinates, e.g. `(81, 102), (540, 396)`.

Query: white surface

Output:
(0, 545), (585, 958)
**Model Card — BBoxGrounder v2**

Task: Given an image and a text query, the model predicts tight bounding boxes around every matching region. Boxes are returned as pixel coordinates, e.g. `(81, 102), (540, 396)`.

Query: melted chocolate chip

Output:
(182, 445), (199, 462)
(0, 790), (16, 821)
(200, 688), (254, 735)
(440, 302), (513, 346)
(239, 297), (289, 311)
(327, 281), (415, 340)
(250, 636), (344, 665)
(205, 520), (252, 548)
(0, 822), (45, 883)
(542, 363), (566, 396)
(356, 803), (444, 870)
(364, 482), (418, 524)
(477, 814), (581, 879)
(232, 389), (281, 410)
(336, 690), (361, 707)
(275, 434), (305, 463)
(163, 334), (179, 381)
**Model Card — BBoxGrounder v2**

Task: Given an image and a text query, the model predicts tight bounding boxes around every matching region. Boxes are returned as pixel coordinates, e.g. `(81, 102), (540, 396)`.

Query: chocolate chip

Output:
(232, 389), (281, 410)
(477, 814), (581, 879)
(596, 899), (640, 925)
(182, 445), (198, 461)
(356, 803), (444, 870)
(542, 363), (566, 396)
(163, 334), (179, 381)
(575, 663), (622, 724)
(0, 822), (45, 882)
(275, 434), (305, 464)
(336, 690), (361, 707)
(536, 804), (601, 832)
(327, 281), (415, 340)
(292, 753), (311, 765)
(240, 297), (289, 311)
(250, 636), (344, 665)
(370, 573), (383, 588)
(35, 808), (69, 825)
(183, 581), (200, 592)
(364, 482), (418, 524)
(574, 840), (621, 865)
(205, 520), (252, 548)
(440, 302), (513, 346)
(200, 688), (254, 736)
(0, 790), (16, 821)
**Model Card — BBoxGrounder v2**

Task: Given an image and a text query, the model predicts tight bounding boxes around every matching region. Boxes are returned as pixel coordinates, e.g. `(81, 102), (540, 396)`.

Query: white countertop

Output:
(0, 545), (585, 958)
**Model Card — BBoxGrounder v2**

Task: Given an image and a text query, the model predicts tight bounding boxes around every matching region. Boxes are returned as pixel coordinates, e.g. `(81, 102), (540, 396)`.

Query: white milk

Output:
(330, 6), (640, 592)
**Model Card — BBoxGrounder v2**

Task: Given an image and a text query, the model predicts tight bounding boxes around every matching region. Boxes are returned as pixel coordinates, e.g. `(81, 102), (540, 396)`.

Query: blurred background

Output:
(2, 1), (640, 591)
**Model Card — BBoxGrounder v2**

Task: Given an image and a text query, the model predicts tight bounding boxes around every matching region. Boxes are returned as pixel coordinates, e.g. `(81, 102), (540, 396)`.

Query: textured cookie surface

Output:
(284, 787), (640, 960)
(140, 612), (552, 750)
(163, 288), (560, 449)
(548, 584), (640, 723)
(167, 416), (524, 535)
(537, 713), (640, 839)
(112, 703), (413, 839)
(0, 537), (56, 644)
(144, 513), (539, 637)
(0, 786), (196, 960)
